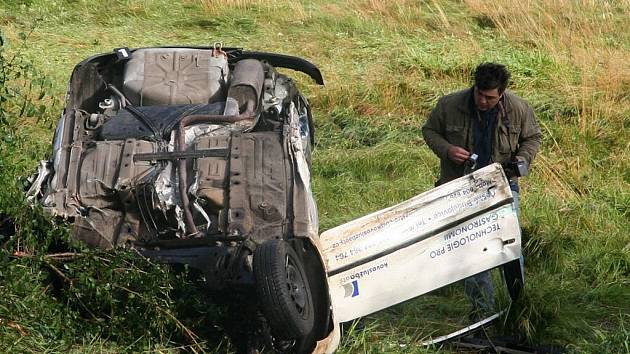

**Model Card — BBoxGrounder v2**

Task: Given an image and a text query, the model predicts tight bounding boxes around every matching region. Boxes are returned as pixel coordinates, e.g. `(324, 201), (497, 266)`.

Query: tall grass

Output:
(0, 0), (628, 352)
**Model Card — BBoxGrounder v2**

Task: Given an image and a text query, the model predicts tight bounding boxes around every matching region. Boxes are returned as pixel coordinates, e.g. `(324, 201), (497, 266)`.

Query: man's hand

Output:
(447, 145), (471, 164)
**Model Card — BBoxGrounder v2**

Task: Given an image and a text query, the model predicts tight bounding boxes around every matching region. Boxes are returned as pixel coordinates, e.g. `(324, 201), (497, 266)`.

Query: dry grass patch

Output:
(195, 0), (309, 20)
(465, 0), (630, 127)
(346, 0), (428, 29)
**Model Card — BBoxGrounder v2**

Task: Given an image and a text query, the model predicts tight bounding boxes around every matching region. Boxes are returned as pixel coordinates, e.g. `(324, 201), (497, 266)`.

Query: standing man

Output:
(422, 62), (542, 318)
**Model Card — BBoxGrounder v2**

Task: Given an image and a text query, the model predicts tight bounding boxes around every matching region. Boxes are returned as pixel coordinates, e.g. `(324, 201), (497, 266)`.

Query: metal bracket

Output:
(134, 148), (228, 162)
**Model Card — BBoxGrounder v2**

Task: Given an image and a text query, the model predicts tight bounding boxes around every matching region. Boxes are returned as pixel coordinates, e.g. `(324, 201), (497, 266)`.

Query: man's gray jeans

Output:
(464, 188), (522, 317)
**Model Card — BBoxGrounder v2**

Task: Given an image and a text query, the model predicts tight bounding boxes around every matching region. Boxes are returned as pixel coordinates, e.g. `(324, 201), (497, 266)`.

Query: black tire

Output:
(254, 239), (314, 340)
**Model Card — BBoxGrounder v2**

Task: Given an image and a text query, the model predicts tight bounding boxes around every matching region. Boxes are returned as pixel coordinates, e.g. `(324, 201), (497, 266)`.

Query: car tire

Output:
(254, 239), (315, 340)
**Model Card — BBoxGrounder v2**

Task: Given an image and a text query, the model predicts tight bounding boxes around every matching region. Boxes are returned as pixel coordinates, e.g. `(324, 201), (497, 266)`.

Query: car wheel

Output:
(254, 239), (315, 340)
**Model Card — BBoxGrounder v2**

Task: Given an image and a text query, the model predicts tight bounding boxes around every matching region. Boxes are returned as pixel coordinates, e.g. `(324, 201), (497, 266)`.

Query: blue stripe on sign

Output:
(351, 280), (359, 297)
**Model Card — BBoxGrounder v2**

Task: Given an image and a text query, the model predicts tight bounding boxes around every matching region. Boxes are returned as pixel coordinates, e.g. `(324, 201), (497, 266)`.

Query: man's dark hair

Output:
(474, 62), (510, 93)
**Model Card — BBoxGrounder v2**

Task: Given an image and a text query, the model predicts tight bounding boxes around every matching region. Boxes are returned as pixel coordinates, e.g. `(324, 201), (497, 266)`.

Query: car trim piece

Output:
(232, 51), (324, 85)
(420, 310), (506, 346)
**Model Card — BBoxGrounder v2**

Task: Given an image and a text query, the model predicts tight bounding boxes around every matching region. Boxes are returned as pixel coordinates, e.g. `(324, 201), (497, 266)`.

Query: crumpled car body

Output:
(28, 46), (337, 353)
(28, 46), (523, 353)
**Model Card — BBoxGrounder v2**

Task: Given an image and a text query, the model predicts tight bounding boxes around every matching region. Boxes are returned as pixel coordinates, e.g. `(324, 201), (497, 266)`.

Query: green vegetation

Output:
(0, 0), (628, 352)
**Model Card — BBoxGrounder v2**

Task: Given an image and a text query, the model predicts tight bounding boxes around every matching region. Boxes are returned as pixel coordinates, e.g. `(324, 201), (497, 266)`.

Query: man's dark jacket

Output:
(422, 88), (542, 185)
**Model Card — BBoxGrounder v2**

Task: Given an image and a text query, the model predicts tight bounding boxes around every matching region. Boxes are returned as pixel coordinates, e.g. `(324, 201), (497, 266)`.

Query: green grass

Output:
(0, 0), (629, 352)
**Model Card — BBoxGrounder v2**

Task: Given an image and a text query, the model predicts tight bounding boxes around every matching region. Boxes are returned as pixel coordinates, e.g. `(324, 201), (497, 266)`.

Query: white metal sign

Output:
(321, 164), (521, 323)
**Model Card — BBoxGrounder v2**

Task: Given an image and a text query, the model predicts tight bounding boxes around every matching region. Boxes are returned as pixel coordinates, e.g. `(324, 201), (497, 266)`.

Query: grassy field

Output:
(0, 0), (628, 353)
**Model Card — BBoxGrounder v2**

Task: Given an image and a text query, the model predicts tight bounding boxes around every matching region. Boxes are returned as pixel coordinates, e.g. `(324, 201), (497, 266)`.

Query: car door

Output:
(319, 163), (522, 323)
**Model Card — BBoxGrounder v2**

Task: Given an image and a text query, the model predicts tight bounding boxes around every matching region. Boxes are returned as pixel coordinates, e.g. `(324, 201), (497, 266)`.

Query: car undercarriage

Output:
(27, 45), (334, 353)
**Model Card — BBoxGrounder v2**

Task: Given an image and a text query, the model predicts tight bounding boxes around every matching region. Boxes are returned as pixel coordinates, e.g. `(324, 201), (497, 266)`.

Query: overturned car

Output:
(28, 46), (524, 353)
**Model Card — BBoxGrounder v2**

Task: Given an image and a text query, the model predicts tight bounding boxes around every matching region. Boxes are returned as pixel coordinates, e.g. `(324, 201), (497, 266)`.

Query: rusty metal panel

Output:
(123, 48), (228, 106)
(227, 132), (289, 241)
(78, 141), (124, 208)
(114, 139), (155, 190)
(195, 135), (229, 208)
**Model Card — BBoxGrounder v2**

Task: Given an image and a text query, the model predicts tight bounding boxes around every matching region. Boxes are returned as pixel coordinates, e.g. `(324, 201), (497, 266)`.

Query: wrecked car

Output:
(27, 45), (523, 353)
